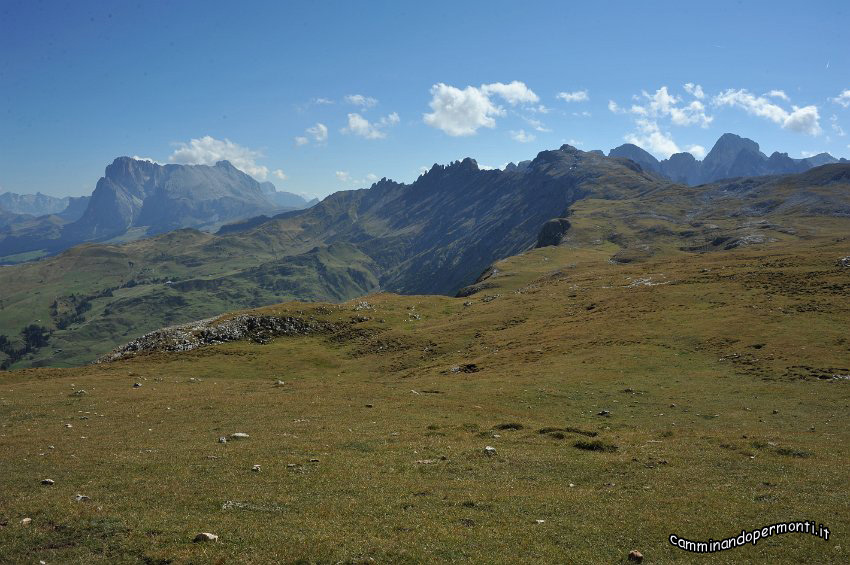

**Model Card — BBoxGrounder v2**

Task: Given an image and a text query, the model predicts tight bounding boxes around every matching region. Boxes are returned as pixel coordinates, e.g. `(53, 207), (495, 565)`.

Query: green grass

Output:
(1, 233), (849, 563)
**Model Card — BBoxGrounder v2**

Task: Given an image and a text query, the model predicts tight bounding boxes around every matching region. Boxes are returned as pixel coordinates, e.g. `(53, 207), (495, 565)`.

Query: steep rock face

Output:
(246, 146), (664, 295)
(611, 133), (846, 186)
(608, 144), (661, 173)
(700, 133), (767, 182)
(0, 158), (279, 256)
(660, 152), (701, 185)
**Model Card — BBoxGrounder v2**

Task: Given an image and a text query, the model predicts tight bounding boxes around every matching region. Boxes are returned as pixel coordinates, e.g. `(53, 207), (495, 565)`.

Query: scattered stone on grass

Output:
(252, 464), (261, 472)
(628, 549), (644, 562)
(218, 437), (227, 444)
(21, 518), (32, 526)
(41, 479), (54, 486)
(229, 432), (249, 440)
(74, 494), (89, 502)
(133, 383), (142, 388)
(484, 446), (497, 457)
(193, 532), (218, 543)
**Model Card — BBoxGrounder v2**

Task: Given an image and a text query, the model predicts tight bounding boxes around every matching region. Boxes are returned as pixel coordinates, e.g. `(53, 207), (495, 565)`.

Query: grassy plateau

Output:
(1, 218), (849, 562)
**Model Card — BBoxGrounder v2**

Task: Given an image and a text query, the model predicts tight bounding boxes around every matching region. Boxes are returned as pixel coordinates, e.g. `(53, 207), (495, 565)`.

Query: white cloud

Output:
(556, 90), (589, 103)
(273, 169), (287, 180)
(624, 119), (681, 158)
(573, 111), (592, 118)
(713, 89), (821, 135)
(423, 83), (503, 136)
(307, 123), (328, 142)
(335, 171), (351, 182)
(831, 115), (846, 137)
(831, 89), (850, 108)
(610, 86), (714, 159)
(683, 83), (705, 99)
(766, 89), (790, 101)
(132, 156), (162, 164)
(687, 145), (707, 159)
(423, 81), (539, 136)
(480, 81), (539, 105)
(627, 86), (712, 127)
(566, 138), (584, 147)
(295, 123), (328, 146)
(345, 94), (378, 108)
(313, 97), (334, 105)
(524, 117), (550, 132)
(510, 129), (535, 143)
(169, 135), (269, 179)
(342, 112), (399, 139)
(365, 173), (379, 183)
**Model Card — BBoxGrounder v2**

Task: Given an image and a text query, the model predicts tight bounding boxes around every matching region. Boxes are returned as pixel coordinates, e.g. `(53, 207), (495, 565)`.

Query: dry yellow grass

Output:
(1, 233), (849, 563)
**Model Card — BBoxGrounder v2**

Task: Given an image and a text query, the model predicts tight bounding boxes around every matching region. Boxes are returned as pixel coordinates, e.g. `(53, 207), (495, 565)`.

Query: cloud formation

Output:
(713, 89), (821, 135)
(510, 129), (535, 143)
(831, 89), (850, 108)
(423, 81), (539, 136)
(342, 112), (400, 139)
(169, 135), (269, 179)
(556, 90), (589, 103)
(345, 94), (378, 108)
(609, 85), (711, 158)
(295, 123), (328, 146)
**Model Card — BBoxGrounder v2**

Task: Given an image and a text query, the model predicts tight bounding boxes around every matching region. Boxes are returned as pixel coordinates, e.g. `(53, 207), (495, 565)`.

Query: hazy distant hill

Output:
(0, 191), (72, 216)
(0, 158), (295, 259)
(610, 133), (848, 185)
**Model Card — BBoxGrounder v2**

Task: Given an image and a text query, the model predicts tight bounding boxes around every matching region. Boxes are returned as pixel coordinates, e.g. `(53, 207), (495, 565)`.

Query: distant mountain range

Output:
(3, 139), (849, 367)
(609, 133), (848, 185)
(0, 158), (316, 260)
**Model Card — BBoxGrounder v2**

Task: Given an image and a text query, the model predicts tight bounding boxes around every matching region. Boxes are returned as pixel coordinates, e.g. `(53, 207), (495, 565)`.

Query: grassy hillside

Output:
(1, 226), (848, 562)
(1, 156), (848, 370)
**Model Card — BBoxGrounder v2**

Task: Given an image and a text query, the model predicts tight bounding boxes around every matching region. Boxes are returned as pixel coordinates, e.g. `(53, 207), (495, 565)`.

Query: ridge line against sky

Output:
(1, 0), (848, 198)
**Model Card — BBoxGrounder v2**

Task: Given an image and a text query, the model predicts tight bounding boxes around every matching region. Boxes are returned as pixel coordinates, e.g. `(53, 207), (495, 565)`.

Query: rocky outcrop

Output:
(536, 218), (571, 247)
(98, 314), (331, 362)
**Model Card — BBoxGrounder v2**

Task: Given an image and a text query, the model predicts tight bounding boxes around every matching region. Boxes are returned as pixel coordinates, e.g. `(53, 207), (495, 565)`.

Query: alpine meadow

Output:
(1, 2), (849, 564)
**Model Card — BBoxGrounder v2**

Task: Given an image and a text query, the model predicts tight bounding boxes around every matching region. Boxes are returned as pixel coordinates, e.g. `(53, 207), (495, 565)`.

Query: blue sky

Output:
(1, 0), (849, 198)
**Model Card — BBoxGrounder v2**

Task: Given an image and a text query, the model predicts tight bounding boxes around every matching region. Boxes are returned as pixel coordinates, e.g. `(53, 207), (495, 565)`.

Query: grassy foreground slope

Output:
(1, 224), (849, 563)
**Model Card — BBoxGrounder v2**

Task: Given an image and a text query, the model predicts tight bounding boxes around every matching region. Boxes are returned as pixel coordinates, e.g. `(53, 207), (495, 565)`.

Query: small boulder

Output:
(218, 436), (227, 444)
(41, 479), (55, 486)
(229, 432), (250, 440)
(74, 494), (90, 502)
(597, 410), (611, 417)
(484, 446), (497, 457)
(21, 517), (32, 526)
(273, 380), (285, 386)
(193, 532), (218, 543)
(133, 383), (142, 388)
(251, 464), (261, 472)
(628, 550), (643, 562)
(838, 256), (850, 268)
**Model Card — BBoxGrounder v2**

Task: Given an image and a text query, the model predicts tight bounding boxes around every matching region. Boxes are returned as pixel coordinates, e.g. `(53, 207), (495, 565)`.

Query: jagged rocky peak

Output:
(504, 160), (532, 173)
(608, 143), (660, 172)
(703, 133), (765, 165)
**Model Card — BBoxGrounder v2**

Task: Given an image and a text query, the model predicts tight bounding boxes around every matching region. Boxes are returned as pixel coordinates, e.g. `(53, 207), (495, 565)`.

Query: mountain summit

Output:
(610, 133), (847, 185)
(0, 158), (314, 258)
